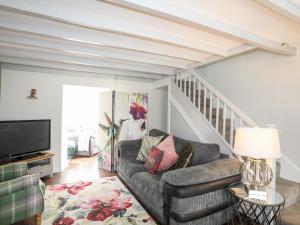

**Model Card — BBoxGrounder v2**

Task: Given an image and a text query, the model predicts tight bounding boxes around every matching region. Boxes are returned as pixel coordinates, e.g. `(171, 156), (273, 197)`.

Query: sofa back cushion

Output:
(190, 142), (220, 166)
(149, 129), (220, 166)
(173, 143), (194, 169)
(144, 146), (164, 174)
(136, 135), (164, 161)
(149, 129), (189, 154)
(156, 135), (179, 171)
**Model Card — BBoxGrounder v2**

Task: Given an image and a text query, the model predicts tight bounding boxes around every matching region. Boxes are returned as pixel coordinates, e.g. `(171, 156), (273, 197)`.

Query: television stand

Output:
(15, 152), (54, 178)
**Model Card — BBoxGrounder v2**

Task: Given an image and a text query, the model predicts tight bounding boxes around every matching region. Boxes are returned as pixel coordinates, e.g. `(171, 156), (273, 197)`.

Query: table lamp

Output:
(234, 127), (281, 188)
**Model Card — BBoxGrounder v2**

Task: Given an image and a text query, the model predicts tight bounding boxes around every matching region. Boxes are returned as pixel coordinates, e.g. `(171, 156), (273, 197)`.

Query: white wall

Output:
(197, 49), (300, 182)
(148, 87), (168, 132)
(0, 66), (168, 172)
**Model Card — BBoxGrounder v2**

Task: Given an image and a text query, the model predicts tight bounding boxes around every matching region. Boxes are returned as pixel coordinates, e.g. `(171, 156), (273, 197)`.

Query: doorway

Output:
(61, 85), (110, 172)
(61, 85), (149, 175)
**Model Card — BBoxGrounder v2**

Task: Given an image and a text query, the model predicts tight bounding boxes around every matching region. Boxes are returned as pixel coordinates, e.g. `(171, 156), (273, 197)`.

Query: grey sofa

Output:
(116, 129), (241, 225)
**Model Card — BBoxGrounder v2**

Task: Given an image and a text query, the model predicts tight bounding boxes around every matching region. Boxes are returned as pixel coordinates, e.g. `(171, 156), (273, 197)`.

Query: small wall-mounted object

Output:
(27, 88), (38, 99)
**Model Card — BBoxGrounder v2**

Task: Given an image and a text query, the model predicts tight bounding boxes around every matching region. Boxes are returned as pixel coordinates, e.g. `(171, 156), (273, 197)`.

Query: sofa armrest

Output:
(0, 173), (40, 197)
(0, 162), (28, 182)
(160, 158), (241, 191)
(116, 139), (142, 160)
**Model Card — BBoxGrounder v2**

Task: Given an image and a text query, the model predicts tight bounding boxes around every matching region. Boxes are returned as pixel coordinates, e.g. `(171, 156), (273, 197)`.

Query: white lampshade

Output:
(234, 127), (281, 159)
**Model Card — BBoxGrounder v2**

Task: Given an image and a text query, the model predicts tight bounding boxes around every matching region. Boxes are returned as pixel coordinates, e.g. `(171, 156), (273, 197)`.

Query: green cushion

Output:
(174, 143), (194, 169)
(136, 135), (164, 161)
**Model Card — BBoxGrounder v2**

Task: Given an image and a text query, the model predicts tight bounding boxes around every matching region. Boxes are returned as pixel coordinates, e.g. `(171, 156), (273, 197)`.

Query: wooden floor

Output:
(14, 155), (116, 225)
(42, 154), (116, 185)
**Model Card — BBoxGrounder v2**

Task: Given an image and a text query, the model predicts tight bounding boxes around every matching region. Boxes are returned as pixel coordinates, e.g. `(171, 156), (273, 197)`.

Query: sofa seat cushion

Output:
(131, 172), (164, 207)
(118, 159), (146, 178)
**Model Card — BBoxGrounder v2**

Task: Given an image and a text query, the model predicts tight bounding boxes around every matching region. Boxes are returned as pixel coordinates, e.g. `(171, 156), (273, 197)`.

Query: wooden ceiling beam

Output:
(0, 56), (165, 79)
(0, 43), (174, 75)
(0, 29), (190, 69)
(0, 0), (229, 56)
(104, 0), (297, 56)
(0, 10), (209, 62)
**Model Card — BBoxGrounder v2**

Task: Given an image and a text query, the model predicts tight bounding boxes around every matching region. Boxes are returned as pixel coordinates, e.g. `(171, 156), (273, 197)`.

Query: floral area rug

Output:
(42, 177), (157, 225)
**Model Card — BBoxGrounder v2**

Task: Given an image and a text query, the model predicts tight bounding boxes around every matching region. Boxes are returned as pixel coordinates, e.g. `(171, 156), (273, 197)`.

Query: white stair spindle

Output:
(189, 74), (191, 100)
(184, 72), (187, 95)
(230, 110), (234, 146)
(239, 118), (243, 128)
(178, 72), (181, 90)
(223, 104), (227, 137)
(193, 77), (196, 105)
(198, 82), (201, 111)
(216, 98), (220, 131)
(180, 72), (183, 91)
(209, 92), (213, 123)
(203, 86), (207, 117)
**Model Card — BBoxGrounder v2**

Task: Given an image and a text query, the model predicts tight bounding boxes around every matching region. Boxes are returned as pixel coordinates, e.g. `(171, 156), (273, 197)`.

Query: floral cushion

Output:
(144, 147), (164, 174)
(156, 135), (179, 171)
(136, 135), (164, 161)
(174, 143), (194, 169)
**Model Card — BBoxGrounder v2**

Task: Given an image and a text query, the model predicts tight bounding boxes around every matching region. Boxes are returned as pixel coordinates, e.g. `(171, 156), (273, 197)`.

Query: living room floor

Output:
(43, 155), (116, 185)
(14, 155), (116, 225)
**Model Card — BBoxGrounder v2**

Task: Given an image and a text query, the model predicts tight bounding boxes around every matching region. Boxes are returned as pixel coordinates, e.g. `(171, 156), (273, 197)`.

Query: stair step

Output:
(277, 177), (300, 207)
(281, 200), (300, 225)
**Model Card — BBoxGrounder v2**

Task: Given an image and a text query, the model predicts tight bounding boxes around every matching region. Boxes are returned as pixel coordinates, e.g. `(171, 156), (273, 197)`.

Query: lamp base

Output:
(242, 158), (273, 187)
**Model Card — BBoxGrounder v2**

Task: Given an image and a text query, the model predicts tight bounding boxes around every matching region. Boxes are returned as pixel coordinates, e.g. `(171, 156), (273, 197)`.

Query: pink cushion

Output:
(156, 135), (179, 171)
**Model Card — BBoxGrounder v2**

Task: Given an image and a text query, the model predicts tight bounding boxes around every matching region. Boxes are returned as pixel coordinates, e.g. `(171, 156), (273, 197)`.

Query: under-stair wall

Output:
(170, 103), (199, 141)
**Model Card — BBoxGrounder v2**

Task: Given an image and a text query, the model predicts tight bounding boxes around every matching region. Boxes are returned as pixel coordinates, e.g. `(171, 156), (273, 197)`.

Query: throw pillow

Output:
(144, 146), (164, 174)
(136, 135), (164, 161)
(157, 135), (179, 171)
(174, 143), (194, 169)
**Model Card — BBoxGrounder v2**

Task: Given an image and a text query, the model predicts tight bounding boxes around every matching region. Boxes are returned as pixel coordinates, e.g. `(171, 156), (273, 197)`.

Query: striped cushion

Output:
(0, 163), (28, 182)
(0, 174), (40, 196)
(0, 185), (44, 224)
(0, 162), (44, 225)
(136, 135), (164, 161)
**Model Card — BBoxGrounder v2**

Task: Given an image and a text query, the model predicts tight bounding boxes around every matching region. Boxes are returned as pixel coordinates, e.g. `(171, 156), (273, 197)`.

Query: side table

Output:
(228, 183), (285, 225)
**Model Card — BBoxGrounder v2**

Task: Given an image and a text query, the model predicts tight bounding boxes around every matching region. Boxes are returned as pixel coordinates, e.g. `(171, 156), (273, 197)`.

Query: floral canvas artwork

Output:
(42, 177), (156, 225)
(98, 92), (148, 171)
(119, 93), (148, 141)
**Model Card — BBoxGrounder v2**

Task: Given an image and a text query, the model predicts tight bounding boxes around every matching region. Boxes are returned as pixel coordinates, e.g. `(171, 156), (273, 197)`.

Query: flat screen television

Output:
(0, 119), (51, 158)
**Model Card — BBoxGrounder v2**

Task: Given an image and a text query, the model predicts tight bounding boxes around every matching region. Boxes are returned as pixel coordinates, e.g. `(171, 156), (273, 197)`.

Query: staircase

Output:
(171, 69), (255, 151)
(169, 68), (300, 210)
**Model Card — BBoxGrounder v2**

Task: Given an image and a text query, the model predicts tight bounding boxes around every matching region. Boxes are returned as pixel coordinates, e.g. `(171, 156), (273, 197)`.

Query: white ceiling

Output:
(0, 0), (299, 80)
